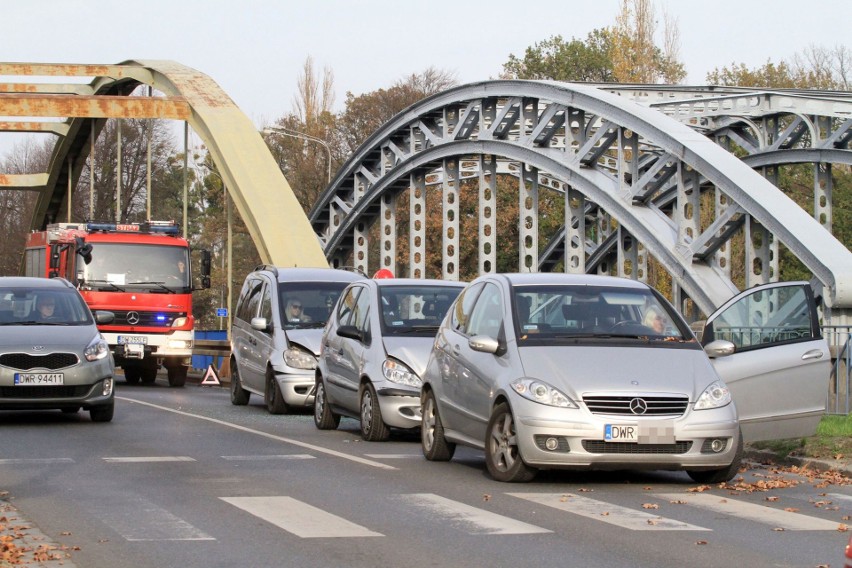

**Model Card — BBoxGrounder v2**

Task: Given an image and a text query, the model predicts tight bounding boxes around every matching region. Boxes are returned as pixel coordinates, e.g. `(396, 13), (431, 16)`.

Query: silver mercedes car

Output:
(315, 278), (465, 440)
(0, 277), (116, 422)
(420, 273), (829, 483)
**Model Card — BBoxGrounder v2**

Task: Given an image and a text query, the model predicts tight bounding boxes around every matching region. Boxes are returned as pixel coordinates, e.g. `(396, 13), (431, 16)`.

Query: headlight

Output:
(694, 380), (732, 410)
(382, 359), (421, 388)
(172, 317), (188, 327)
(284, 346), (317, 370)
(510, 378), (578, 408)
(85, 336), (110, 361)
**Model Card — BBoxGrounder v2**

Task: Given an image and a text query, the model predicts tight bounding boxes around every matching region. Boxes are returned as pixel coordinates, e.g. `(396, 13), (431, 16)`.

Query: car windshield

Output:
(379, 285), (463, 335)
(278, 281), (352, 329)
(79, 243), (190, 292)
(0, 286), (93, 326)
(512, 284), (690, 342)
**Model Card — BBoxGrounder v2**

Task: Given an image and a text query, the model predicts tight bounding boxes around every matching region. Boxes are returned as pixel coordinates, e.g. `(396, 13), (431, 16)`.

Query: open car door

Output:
(701, 281), (830, 443)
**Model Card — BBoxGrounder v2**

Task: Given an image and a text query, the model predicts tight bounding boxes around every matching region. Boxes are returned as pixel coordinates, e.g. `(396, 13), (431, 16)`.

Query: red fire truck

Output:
(24, 221), (211, 387)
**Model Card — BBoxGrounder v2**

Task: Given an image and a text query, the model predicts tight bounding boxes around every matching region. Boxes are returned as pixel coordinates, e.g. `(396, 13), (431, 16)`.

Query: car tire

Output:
(421, 389), (455, 461)
(485, 402), (537, 483)
(314, 378), (340, 430)
(167, 365), (187, 387)
(90, 401), (114, 423)
(230, 363), (250, 406)
(687, 428), (744, 484)
(265, 369), (288, 415)
(360, 382), (390, 441)
(123, 367), (140, 385)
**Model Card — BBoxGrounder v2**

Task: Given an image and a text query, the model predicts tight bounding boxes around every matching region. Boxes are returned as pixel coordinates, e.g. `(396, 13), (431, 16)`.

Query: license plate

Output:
(14, 373), (64, 385)
(118, 336), (148, 345)
(605, 424), (638, 442)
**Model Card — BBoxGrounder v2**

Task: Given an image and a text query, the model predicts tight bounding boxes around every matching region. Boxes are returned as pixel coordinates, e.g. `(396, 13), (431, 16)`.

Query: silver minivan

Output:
(229, 266), (363, 414)
(421, 273), (829, 483)
(315, 278), (465, 440)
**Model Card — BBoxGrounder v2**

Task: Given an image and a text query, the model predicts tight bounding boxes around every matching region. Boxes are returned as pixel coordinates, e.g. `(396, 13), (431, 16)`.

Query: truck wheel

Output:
(141, 367), (158, 384)
(167, 366), (188, 387)
(123, 367), (141, 385)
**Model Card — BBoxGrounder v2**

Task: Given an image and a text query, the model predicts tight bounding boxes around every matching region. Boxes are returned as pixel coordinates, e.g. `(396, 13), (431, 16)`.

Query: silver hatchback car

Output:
(0, 277), (115, 422)
(315, 278), (465, 440)
(421, 273), (829, 483)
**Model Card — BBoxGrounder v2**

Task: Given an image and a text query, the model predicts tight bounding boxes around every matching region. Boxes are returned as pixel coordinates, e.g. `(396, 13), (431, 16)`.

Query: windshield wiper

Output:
(14, 321), (70, 326)
(393, 326), (440, 334)
(126, 281), (176, 294)
(84, 279), (125, 292)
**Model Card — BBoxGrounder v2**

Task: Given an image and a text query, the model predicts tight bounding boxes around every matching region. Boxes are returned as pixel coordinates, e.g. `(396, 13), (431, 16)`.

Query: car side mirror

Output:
(251, 317), (271, 333)
(337, 325), (366, 343)
(95, 310), (115, 325)
(704, 339), (735, 358)
(469, 335), (500, 354)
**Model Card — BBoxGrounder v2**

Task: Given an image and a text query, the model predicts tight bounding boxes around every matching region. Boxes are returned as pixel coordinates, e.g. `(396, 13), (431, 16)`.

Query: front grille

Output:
(583, 396), (689, 416)
(582, 440), (692, 454)
(112, 311), (186, 327)
(0, 353), (79, 371)
(0, 385), (92, 399)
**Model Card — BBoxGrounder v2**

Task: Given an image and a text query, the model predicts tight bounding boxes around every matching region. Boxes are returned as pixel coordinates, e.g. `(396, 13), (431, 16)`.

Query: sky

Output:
(2, 0), (850, 154)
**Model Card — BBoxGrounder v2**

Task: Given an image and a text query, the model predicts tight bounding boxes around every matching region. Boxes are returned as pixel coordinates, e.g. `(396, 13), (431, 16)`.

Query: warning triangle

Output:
(200, 364), (221, 386)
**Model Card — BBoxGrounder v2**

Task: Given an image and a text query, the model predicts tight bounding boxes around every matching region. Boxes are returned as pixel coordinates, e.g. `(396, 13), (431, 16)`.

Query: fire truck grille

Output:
(0, 353), (79, 370)
(112, 311), (187, 327)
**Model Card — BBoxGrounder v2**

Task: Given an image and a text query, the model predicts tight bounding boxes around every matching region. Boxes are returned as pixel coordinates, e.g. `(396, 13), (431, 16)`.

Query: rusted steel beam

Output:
(0, 173), (49, 189)
(0, 83), (93, 94)
(0, 94), (190, 119)
(0, 121), (69, 134)
(0, 63), (133, 78)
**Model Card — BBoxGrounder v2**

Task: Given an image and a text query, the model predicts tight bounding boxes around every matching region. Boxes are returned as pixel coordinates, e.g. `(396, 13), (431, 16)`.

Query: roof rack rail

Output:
(253, 264), (279, 277)
(337, 265), (368, 277)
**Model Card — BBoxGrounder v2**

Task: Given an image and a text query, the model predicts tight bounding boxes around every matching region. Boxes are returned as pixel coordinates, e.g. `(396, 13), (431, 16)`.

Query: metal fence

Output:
(825, 325), (852, 415)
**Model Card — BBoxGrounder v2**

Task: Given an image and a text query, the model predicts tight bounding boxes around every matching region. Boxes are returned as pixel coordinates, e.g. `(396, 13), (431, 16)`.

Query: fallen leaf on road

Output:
(642, 503), (659, 510)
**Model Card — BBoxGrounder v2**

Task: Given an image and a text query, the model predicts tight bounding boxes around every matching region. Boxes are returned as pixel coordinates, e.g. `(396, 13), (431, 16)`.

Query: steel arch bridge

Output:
(309, 80), (852, 324)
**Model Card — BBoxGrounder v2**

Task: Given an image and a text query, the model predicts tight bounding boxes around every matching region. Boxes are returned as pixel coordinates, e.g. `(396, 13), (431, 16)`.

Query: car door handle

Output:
(801, 349), (824, 361)
(452, 344), (461, 356)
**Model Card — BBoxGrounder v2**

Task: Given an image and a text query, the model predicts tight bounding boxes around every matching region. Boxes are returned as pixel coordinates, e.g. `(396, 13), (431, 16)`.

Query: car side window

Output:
(465, 283), (503, 338)
(351, 286), (371, 333)
(450, 282), (484, 333)
(336, 286), (361, 326)
(259, 281), (273, 326)
(705, 283), (817, 350)
(236, 278), (263, 322)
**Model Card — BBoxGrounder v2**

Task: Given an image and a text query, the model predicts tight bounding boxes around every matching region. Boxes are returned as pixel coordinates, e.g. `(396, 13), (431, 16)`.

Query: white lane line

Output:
(117, 396), (396, 471)
(363, 453), (422, 459)
(88, 496), (214, 541)
(399, 493), (551, 535)
(221, 454), (315, 461)
(656, 493), (842, 531)
(826, 493), (852, 505)
(221, 496), (383, 538)
(0, 458), (74, 465)
(508, 493), (708, 531)
(103, 456), (196, 463)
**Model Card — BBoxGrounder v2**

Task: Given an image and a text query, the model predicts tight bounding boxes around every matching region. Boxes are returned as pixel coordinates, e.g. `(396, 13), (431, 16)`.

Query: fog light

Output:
(102, 378), (114, 397)
(710, 439), (726, 453)
(168, 339), (190, 349)
(545, 437), (559, 451)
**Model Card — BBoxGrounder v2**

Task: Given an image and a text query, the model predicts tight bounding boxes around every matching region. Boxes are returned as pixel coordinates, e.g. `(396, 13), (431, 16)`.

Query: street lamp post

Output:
(263, 126), (332, 183)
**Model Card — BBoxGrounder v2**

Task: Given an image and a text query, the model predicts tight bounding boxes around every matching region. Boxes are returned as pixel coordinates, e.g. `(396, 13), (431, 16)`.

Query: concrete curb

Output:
(744, 446), (852, 476)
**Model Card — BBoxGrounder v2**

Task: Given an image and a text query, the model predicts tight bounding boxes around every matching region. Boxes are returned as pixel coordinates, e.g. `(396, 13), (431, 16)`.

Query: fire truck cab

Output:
(24, 221), (210, 387)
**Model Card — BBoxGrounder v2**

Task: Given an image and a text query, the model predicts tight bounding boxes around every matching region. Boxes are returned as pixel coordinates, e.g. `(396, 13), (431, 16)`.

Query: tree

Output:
(609, 0), (686, 84)
(501, 30), (614, 82)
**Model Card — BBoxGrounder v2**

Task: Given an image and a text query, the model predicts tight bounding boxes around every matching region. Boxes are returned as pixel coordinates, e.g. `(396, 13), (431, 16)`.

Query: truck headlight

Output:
(85, 336), (110, 361)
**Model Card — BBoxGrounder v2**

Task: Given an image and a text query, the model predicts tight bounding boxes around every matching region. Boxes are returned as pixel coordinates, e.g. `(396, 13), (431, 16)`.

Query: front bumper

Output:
(273, 370), (316, 407)
(103, 329), (193, 360)
(511, 397), (740, 471)
(0, 376), (114, 411)
(376, 387), (421, 429)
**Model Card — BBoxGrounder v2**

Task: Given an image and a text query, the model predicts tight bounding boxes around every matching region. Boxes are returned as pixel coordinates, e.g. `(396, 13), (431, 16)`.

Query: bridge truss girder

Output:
(0, 61), (326, 267)
(310, 80), (852, 321)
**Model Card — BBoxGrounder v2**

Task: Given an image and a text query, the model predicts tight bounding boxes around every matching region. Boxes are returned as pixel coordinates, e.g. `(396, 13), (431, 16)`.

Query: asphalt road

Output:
(1, 376), (850, 568)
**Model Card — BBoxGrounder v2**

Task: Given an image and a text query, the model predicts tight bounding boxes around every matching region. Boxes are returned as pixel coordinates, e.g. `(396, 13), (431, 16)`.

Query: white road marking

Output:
(399, 493), (551, 535)
(0, 458), (74, 465)
(655, 492), (842, 530)
(88, 496), (214, 541)
(363, 453), (422, 459)
(221, 496), (383, 538)
(826, 493), (852, 505)
(117, 396), (396, 470)
(221, 454), (315, 461)
(103, 456), (196, 463)
(508, 493), (709, 531)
